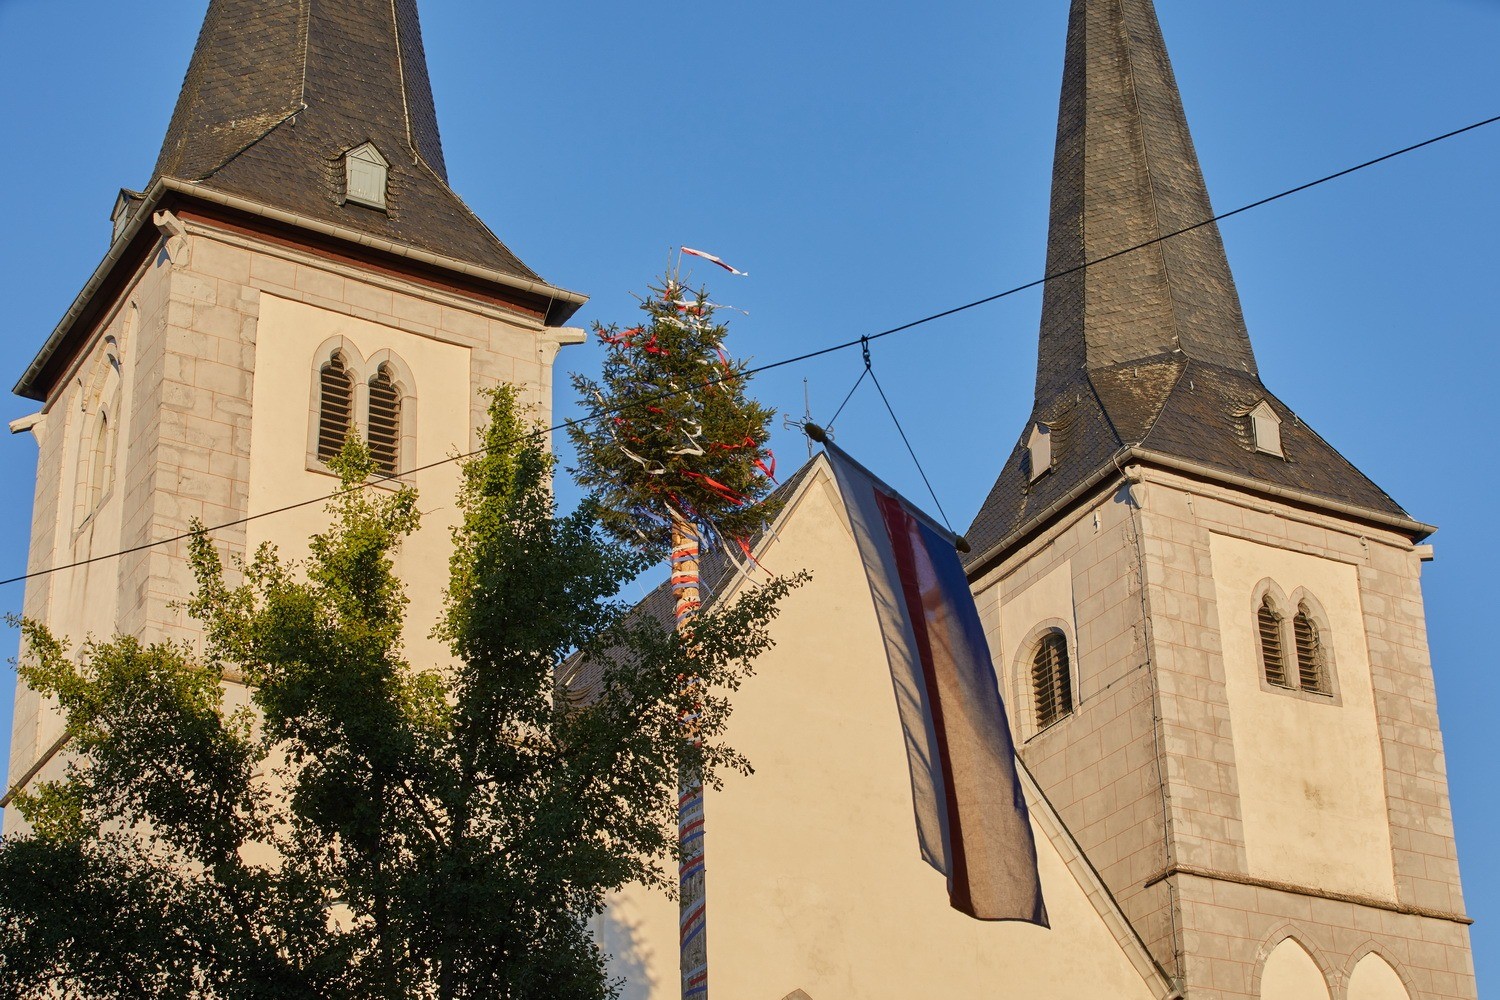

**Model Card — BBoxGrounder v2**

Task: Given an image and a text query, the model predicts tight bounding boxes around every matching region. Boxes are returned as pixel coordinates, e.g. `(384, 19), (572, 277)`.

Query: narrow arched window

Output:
(367, 363), (401, 476)
(317, 352), (354, 463)
(1032, 631), (1073, 730)
(1294, 605), (1328, 695)
(87, 412), (109, 512)
(1258, 596), (1290, 689)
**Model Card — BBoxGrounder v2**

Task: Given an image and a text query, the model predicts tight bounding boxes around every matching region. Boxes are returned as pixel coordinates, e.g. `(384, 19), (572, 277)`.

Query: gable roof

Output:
(578, 454), (1177, 998)
(965, 0), (1424, 568)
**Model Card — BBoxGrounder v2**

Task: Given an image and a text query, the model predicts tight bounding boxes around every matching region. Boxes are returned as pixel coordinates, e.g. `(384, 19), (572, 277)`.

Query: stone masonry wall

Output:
(972, 463), (1475, 999)
(975, 480), (1181, 983)
(1133, 467), (1474, 999)
(5, 218), (576, 832)
(4, 249), (171, 836)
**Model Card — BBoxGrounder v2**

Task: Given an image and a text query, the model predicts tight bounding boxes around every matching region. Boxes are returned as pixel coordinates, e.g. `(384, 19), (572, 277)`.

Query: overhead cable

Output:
(1, 111), (1494, 590)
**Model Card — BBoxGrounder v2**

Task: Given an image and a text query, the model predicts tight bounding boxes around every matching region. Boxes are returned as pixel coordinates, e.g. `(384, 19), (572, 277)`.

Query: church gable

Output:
(601, 457), (1171, 1000)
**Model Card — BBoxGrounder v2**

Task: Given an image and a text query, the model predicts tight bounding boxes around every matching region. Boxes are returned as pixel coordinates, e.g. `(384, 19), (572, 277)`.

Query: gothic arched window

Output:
(1294, 603), (1329, 695)
(367, 363), (402, 476)
(1257, 595), (1290, 689)
(1031, 631), (1073, 730)
(87, 411), (110, 513)
(317, 352), (354, 464)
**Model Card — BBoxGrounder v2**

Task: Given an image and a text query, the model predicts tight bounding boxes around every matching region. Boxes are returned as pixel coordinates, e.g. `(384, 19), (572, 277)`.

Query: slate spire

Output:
(151, 0), (538, 281)
(963, 0), (1415, 567)
(1036, 0), (1255, 401)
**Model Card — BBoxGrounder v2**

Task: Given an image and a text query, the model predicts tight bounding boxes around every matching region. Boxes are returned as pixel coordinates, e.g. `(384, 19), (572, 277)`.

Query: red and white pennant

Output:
(681, 246), (748, 276)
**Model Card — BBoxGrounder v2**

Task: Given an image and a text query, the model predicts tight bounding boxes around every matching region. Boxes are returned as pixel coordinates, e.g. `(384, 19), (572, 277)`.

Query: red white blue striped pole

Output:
(672, 523), (709, 999)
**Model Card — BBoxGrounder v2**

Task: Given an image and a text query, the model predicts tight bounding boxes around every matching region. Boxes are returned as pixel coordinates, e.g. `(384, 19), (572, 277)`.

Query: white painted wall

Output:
(1209, 532), (1396, 901)
(248, 294), (471, 668)
(1259, 939), (1330, 1000)
(601, 465), (1163, 1000)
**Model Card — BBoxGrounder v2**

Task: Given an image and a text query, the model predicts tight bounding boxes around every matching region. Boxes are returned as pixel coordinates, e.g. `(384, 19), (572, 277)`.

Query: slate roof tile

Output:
(153, 0), (537, 281)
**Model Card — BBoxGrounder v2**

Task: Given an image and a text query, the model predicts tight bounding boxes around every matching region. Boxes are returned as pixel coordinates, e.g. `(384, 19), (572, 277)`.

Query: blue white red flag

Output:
(825, 441), (1048, 924)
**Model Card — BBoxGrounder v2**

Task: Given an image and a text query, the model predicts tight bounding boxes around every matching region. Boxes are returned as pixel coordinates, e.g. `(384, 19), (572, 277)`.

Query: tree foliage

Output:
(0, 387), (800, 999)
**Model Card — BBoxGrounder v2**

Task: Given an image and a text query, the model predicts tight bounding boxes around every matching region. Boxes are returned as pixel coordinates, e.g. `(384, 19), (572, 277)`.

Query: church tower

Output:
(5, 0), (585, 829)
(965, 1), (1476, 997)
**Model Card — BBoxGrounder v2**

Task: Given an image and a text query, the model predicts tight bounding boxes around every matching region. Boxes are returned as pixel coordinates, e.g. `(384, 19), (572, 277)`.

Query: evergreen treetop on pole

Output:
(568, 274), (782, 558)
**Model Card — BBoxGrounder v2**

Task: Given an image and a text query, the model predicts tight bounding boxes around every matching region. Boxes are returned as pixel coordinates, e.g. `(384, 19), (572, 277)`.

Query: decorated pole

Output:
(570, 262), (779, 1000)
(671, 515), (708, 997)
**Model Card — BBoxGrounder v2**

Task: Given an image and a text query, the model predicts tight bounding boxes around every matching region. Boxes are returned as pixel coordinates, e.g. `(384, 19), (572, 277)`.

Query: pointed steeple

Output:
(152, 0), (535, 281)
(964, 0), (1417, 568)
(1036, 0), (1255, 400)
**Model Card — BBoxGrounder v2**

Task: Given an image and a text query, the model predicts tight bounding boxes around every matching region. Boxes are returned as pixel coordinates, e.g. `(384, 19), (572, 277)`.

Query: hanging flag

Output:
(681, 246), (748, 276)
(824, 441), (1048, 925)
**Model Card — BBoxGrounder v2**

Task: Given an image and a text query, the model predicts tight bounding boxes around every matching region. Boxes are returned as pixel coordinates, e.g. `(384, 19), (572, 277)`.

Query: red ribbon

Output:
(756, 450), (778, 483)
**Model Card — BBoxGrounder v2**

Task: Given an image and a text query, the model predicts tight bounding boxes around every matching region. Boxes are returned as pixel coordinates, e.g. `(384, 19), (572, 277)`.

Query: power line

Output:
(1, 111), (1494, 591)
(747, 111), (1500, 371)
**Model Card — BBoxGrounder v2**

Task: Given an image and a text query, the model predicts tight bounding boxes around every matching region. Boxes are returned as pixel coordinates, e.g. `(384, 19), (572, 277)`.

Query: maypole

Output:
(672, 515), (708, 998)
(570, 259), (779, 1000)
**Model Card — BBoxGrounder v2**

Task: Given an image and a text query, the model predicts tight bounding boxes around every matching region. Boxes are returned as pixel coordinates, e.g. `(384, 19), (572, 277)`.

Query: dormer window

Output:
(111, 189), (142, 243)
(345, 143), (389, 210)
(1249, 400), (1283, 458)
(1026, 423), (1053, 482)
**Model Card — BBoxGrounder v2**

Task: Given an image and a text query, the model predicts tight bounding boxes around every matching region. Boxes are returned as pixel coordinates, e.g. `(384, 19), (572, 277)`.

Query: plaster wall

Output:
(248, 294), (471, 668)
(1207, 531), (1395, 900)
(1348, 954), (1412, 1000)
(603, 466), (1167, 1000)
(1259, 939), (1330, 1000)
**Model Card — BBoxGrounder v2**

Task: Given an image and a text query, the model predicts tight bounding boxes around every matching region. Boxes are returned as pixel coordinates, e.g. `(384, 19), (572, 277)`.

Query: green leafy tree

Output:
(0, 387), (797, 999)
(568, 274), (784, 1000)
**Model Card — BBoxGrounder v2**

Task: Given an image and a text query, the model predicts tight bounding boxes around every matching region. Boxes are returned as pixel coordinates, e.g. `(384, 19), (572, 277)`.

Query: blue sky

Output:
(1, 0), (1496, 988)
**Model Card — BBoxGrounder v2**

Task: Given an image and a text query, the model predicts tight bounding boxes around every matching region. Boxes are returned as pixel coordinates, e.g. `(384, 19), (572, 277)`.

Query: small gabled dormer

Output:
(1249, 400), (1283, 458)
(111, 189), (142, 243)
(1026, 422), (1053, 482)
(344, 143), (389, 210)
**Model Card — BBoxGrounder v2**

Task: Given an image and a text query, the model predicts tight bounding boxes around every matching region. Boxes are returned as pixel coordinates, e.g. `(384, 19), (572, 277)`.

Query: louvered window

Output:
(1032, 632), (1073, 731)
(1258, 597), (1290, 688)
(317, 353), (354, 463)
(1293, 605), (1328, 695)
(367, 364), (401, 476)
